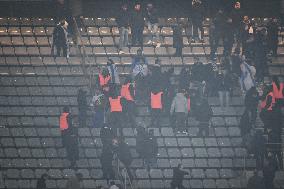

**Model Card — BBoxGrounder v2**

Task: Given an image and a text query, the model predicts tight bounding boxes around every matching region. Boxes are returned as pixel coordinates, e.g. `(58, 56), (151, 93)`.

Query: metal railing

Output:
(115, 155), (135, 189)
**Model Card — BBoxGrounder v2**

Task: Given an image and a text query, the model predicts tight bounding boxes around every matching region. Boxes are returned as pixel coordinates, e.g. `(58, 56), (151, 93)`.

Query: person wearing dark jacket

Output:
(113, 137), (133, 180)
(230, 1), (243, 48)
(263, 152), (278, 189)
(36, 173), (48, 189)
(52, 19), (69, 57)
(117, 3), (130, 54)
(191, 0), (205, 43)
(100, 145), (114, 184)
(244, 87), (259, 125)
(216, 69), (233, 108)
(146, 3), (160, 46)
(171, 164), (189, 189)
(131, 3), (144, 46)
(77, 89), (87, 127)
(247, 170), (266, 189)
(173, 23), (183, 57)
(267, 18), (279, 57)
(195, 98), (212, 136)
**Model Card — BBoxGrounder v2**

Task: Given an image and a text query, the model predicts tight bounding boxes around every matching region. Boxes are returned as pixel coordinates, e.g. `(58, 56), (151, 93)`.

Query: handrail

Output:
(115, 154), (134, 189)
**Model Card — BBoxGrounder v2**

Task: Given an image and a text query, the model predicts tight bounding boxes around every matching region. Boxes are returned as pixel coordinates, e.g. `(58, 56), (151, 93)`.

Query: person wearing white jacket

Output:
(170, 89), (188, 134)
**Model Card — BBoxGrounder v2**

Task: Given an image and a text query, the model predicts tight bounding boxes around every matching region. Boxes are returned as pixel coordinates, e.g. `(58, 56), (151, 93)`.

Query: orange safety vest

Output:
(60, 112), (69, 131)
(187, 97), (191, 112)
(151, 92), (163, 109)
(260, 92), (275, 111)
(109, 96), (122, 112)
(121, 83), (134, 101)
(272, 82), (284, 99)
(99, 74), (110, 91)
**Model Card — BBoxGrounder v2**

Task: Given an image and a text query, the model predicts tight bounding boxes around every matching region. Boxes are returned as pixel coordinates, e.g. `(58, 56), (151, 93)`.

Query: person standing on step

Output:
(267, 18), (279, 57)
(108, 86), (125, 136)
(107, 59), (120, 87)
(100, 145), (115, 184)
(146, 3), (160, 47)
(77, 89), (87, 127)
(97, 67), (111, 97)
(216, 69), (233, 108)
(170, 89), (188, 134)
(65, 173), (83, 189)
(150, 88), (164, 128)
(171, 164), (189, 189)
(173, 23), (183, 57)
(90, 87), (105, 128)
(59, 106), (72, 148)
(52, 19), (69, 58)
(117, 3), (130, 54)
(230, 1), (243, 50)
(36, 173), (49, 189)
(191, 0), (205, 43)
(130, 2), (144, 47)
(244, 87), (259, 125)
(121, 76), (136, 127)
(195, 98), (212, 136)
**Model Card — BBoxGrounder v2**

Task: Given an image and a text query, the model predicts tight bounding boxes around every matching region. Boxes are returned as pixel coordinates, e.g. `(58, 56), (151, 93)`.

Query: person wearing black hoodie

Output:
(171, 164), (189, 189)
(117, 3), (130, 54)
(100, 145), (114, 184)
(191, 0), (205, 43)
(195, 98), (212, 136)
(146, 3), (160, 46)
(36, 173), (49, 189)
(131, 3), (144, 46)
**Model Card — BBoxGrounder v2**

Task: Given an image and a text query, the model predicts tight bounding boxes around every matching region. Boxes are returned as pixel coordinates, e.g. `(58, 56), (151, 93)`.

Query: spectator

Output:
(59, 106), (72, 148)
(240, 57), (255, 93)
(131, 2), (144, 46)
(240, 16), (254, 56)
(216, 69), (233, 108)
(178, 67), (190, 90)
(195, 98), (212, 136)
(65, 173), (83, 189)
(98, 67), (111, 96)
(173, 23), (183, 57)
(100, 146), (114, 184)
(107, 59), (120, 86)
(272, 76), (284, 108)
(149, 59), (163, 91)
(170, 89), (188, 134)
(52, 19), (69, 58)
(120, 76), (136, 127)
(109, 181), (119, 189)
(132, 49), (148, 101)
(108, 86), (125, 136)
(113, 137), (133, 180)
(231, 1), (243, 49)
(90, 88), (105, 128)
(36, 173), (49, 189)
(171, 164), (189, 189)
(267, 18), (279, 57)
(136, 127), (158, 170)
(223, 16), (234, 57)
(244, 87), (259, 125)
(150, 88), (164, 127)
(250, 130), (266, 169)
(77, 89), (87, 127)
(259, 85), (275, 133)
(100, 124), (115, 147)
(117, 3), (130, 54)
(162, 67), (175, 113)
(254, 28), (268, 81)
(247, 170), (266, 189)
(146, 3), (160, 46)
(191, 0), (205, 43)
(263, 152), (278, 189)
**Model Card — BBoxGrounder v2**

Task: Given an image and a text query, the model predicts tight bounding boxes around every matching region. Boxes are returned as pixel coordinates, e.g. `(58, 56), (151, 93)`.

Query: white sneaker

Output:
(147, 40), (152, 44)
(156, 42), (161, 48)
(119, 50), (125, 54)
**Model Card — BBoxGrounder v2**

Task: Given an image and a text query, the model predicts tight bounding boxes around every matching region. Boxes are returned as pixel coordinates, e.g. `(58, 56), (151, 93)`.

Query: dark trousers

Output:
(174, 46), (183, 57)
(174, 112), (186, 132)
(109, 112), (123, 136)
(192, 19), (204, 40)
(171, 183), (185, 189)
(55, 44), (67, 57)
(65, 134), (79, 166)
(132, 26), (143, 46)
(151, 108), (162, 127)
(123, 100), (136, 127)
(245, 107), (257, 125)
(78, 107), (87, 127)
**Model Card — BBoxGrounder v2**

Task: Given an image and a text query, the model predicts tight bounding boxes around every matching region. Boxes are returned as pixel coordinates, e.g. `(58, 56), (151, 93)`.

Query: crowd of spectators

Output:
(50, 1), (284, 189)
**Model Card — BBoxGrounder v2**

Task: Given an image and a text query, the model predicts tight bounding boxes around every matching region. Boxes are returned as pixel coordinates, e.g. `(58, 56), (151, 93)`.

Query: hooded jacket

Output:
(170, 93), (188, 114)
